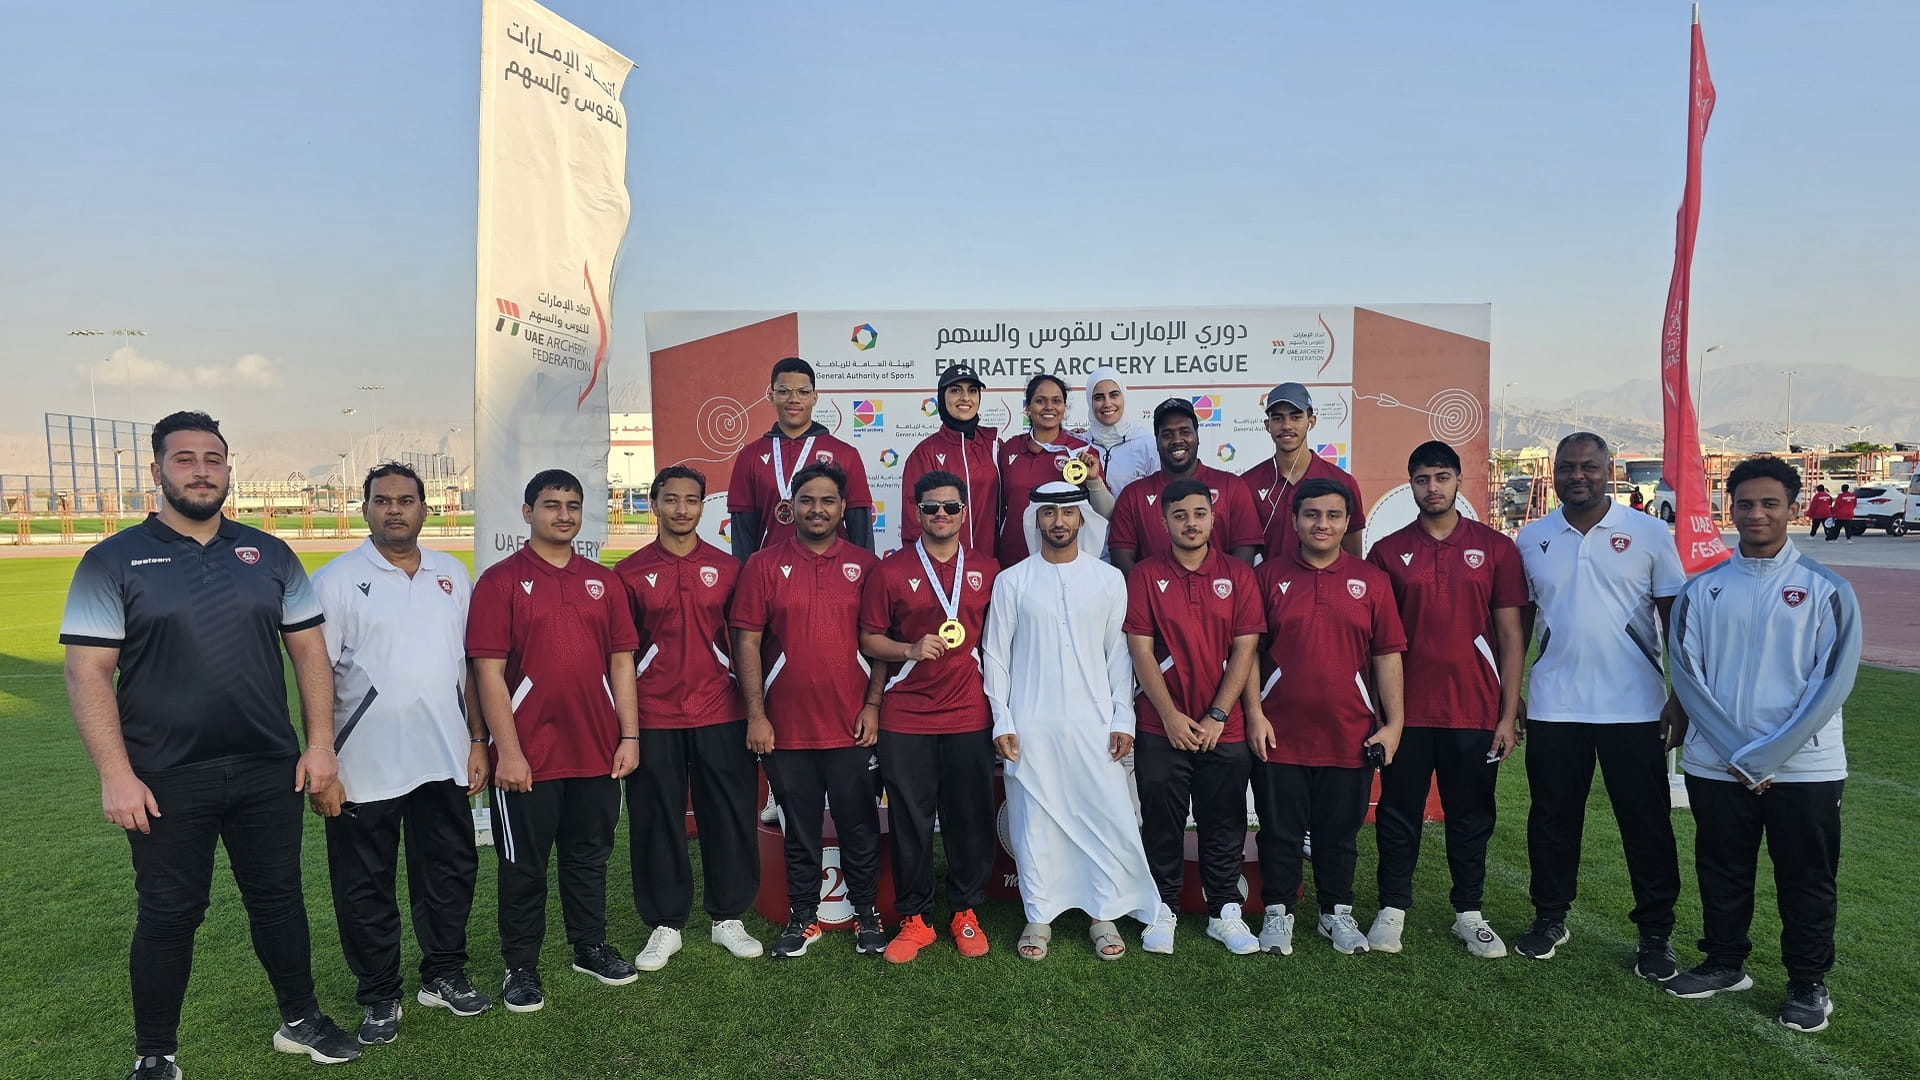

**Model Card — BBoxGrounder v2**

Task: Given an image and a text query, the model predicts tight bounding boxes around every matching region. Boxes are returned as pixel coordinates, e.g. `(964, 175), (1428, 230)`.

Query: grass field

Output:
(2, 550), (1916, 1080)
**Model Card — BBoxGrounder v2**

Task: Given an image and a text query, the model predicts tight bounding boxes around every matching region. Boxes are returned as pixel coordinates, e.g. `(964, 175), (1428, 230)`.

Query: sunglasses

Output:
(917, 501), (965, 516)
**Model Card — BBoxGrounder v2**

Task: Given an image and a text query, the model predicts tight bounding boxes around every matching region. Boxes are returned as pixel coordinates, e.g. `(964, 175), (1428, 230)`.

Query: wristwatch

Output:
(1203, 706), (1229, 726)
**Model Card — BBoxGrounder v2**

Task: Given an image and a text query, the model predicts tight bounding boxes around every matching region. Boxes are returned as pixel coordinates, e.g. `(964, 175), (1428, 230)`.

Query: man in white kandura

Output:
(983, 481), (1166, 961)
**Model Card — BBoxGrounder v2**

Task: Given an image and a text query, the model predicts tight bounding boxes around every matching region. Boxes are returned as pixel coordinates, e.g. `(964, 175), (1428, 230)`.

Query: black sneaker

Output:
(571, 941), (639, 986)
(418, 972), (492, 1016)
(853, 905), (886, 955)
(770, 910), (821, 959)
(1514, 918), (1570, 961)
(356, 999), (401, 1045)
(502, 967), (545, 1013)
(1666, 961), (1754, 999)
(271, 1011), (363, 1064)
(1779, 982), (1834, 1032)
(1635, 935), (1679, 981)
(130, 1057), (179, 1080)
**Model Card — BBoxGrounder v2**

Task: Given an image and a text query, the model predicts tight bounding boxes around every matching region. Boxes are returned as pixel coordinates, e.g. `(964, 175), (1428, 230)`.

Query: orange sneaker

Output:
(951, 909), (990, 958)
(884, 914), (937, 963)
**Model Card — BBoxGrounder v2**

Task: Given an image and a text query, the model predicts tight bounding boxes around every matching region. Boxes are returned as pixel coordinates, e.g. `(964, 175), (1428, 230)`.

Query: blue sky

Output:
(2, 0), (1914, 442)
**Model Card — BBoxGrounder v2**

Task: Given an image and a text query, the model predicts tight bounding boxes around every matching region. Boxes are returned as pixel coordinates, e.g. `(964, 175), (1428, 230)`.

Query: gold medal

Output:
(1061, 456), (1089, 484)
(773, 500), (795, 525)
(938, 618), (967, 649)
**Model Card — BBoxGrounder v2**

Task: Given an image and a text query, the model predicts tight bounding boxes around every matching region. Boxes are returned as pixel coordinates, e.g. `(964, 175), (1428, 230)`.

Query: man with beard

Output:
(62, 410), (361, 1076)
(468, 470), (642, 1012)
(732, 462), (887, 959)
(985, 482), (1164, 960)
(1108, 398), (1261, 571)
(727, 356), (875, 559)
(1663, 457), (1860, 1033)
(1244, 478), (1406, 957)
(309, 462), (493, 1044)
(901, 364), (999, 553)
(859, 471), (999, 962)
(1240, 382), (1365, 561)
(999, 374), (1112, 564)
(613, 466), (764, 971)
(1514, 432), (1684, 978)
(1364, 441), (1526, 957)
(1124, 479), (1263, 956)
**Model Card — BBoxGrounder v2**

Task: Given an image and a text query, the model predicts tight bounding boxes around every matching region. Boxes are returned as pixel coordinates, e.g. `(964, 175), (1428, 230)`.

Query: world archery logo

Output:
(852, 400), (884, 429)
(1216, 443), (1237, 463)
(921, 396), (939, 417)
(850, 323), (878, 350)
(878, 448), (901, 468)
(1314, 442), (1350, 470)
(493, 298), (524, 335)
(1191, 395), (1221, 427)
(873, 499), (887, 530)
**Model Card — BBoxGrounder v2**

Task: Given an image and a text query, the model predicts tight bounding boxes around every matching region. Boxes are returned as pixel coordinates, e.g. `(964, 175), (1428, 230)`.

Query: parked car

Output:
(1852, 484), (1908, 536)
(1906, 476), (1920, 531)
(1650, 477), (1725, 522)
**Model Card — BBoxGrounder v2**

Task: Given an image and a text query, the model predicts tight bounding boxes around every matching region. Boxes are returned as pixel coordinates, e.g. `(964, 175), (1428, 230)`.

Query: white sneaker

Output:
(1141, 903), (1177, 954)
(760, 792), (780, 825)
(710, 919), (764, 959)
(1206, 902), (1260, 955)
(1258, 905), (1295, 956)
(1452, 911), (1508, 958)
(1366, 906), (1406, 953)
(1318, 904), (1370, 954)
(633, 926), (682, 971)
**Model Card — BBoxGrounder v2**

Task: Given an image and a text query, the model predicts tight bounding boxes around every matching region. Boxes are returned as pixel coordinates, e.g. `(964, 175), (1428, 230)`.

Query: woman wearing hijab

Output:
(901, 364), (1000, 552)
(1082, 367), (1159, 499)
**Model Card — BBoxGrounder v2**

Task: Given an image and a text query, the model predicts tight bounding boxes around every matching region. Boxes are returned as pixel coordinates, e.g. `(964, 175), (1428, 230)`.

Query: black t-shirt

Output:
(59, 515), (325, 774)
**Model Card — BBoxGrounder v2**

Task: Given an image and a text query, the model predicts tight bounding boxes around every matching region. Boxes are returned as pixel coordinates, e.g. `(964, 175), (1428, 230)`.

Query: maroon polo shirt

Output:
(1108, 464), (1264, 561)
(726, 424), (873, 549)
(1240, 454), (1366, 560)
(900, 425), (1000, 552)
(1122, 548), (1263, 743)
(858, 542), (999, 735)
(1366, 518), (1527, 730)
(614, 538), (745, 730)
(730, 536), (880, 749)
(1252, 550), (1406, 767)
(467, 545), (639, 782)
(996, 430), (1090, 564)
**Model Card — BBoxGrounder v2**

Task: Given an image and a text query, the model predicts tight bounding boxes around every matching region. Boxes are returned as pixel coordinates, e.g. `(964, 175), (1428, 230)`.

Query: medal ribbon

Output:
(914, 539), (965, 626)
(770, 435), (817, 501)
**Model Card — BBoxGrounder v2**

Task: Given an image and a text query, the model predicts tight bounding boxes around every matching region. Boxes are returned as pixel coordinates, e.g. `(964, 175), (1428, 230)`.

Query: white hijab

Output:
(1022, 481), (1109, 559)
(1084, 366), (1149, 452)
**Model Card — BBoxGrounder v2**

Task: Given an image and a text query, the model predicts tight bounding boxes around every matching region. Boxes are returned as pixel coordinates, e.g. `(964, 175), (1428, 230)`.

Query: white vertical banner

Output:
(474, 0), (633, 571)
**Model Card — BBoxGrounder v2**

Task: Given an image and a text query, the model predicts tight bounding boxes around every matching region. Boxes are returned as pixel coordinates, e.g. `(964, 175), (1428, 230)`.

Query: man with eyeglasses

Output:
(726, 356), (875, 560)
(858, 471), (1000, 962)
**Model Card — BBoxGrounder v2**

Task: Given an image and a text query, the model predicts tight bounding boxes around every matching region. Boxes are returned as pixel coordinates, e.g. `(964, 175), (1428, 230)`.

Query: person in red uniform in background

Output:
(1830, 484), (1856, 543)
(1241, 382), (1365, 562)
(859, 470), (1000, 963)
(1805, 485), (1832, 538)
(731, 462), (886, 960)
(1108, 398), (1262, 570)
(613, 466), (764, 973)
(901, 365), (999, 553)
(998, 374), (1109, 564)
(468, 469), (642, 1013)
(726, 357), (874, 559)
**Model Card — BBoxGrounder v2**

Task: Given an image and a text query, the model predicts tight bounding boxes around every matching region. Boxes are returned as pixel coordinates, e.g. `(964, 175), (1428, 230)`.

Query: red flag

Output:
(1660, 13), (1728, 574)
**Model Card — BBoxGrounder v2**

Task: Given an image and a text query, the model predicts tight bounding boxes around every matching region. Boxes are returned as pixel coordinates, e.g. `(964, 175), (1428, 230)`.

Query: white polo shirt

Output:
(311, 539), (473, 803)
(1518, 499), (1685, 725)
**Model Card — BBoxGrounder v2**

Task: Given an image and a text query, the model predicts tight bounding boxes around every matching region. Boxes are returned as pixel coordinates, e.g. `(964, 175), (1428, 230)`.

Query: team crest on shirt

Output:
(842, 563), (862, 582)
(1347, 578), (1367, 600)
(1609, 534), (1633, 553)
(586, 579), (606, 600)
(1464, 549), (1486, 569)
(966, 570), (983, 592)
(908, 577), (922, 593)
(1209, 488), (1221, 502)
(436, 576), (454, 595)
(699, 565), (719, 588)
(234, 546), (260, 565)
(816, 450), (835, 464)
(1782, 586), (1808, 608)
(1213, 578), (1232, 599)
